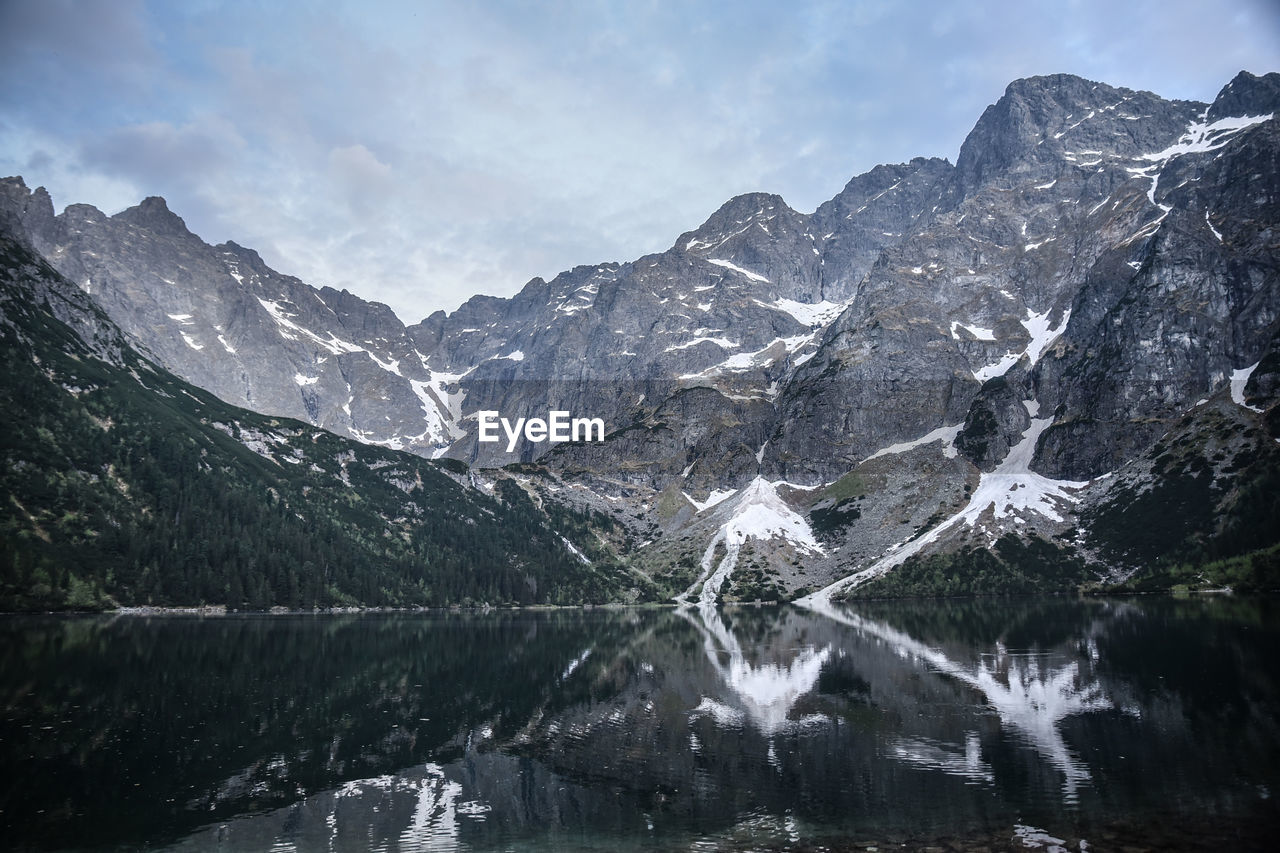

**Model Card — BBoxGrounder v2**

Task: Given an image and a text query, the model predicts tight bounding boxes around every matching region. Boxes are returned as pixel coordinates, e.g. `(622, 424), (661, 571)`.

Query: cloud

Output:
(0, 0), (162, 132)
(81, 119), (246, 186)
(2, 0), (1278, 323)
(0, 0), (155, 80)
(327, 144), (394, 213)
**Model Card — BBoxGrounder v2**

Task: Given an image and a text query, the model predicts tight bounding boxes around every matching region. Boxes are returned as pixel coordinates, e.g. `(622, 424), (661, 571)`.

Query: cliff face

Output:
(4, 70), (1278, 599)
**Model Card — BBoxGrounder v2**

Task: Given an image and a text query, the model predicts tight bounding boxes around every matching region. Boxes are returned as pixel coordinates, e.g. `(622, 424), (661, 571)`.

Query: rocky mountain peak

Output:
(0, 177), (57, 251)
(60, 203), (109, 227)
(1207, 70), (1280, 121)
(219, 240), (265, 267)
(1005, 72), (1110, 100)
(675, 191), (797, 252)
(0, 174), (29, 195)
(954, 73), (1210, 196)
(3, 69), (1278, 605)
(114, 195), (194, 239)
(956, 73), (1116, 189)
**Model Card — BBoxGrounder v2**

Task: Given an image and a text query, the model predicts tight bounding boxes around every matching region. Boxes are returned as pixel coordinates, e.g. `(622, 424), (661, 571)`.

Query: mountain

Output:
(0, 226), (649, 611)
(3, 70), (1279, 605)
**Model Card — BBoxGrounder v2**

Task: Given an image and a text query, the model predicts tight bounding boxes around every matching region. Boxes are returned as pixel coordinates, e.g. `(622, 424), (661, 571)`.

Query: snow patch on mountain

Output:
(1230, 361), (1263, 412)
(679, 334), (815, 380)
(970, 308), (1070, 381)
(1139, 113), (1273, 163)
(679, 478), (824, 607)
(756, 297), (849, 327)
(706, 258), (770, 283)
(1128, 112), (1272, 207)
(863, 423), (962, 463)
(1023, 308), (1071, 366)
(973, 352), (1022, 382)
(665, 336), (739, 353)
(559, 535), (591, 565)
(1205, 209), (1224, 242)
(807, 403), (1088, 604)
(950, 321), (996, 341)
(256, 297), (365, 356)
(683, 488), (737, 513)
(408, 377), (461, 446)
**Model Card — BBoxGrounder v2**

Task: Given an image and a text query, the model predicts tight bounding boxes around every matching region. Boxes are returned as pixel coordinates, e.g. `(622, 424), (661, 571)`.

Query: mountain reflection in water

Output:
(1, 597), (1277, 851)
(682, 603), (831, 735)
(806, 599), (1111, 802)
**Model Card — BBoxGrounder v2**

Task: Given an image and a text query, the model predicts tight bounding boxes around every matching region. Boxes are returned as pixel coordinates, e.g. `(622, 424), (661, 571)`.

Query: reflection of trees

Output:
(807, 600), (1110, 802)
(11, 601), (1279, 850)
(0, 611), (638, 850)
(680, 604), (831, 735)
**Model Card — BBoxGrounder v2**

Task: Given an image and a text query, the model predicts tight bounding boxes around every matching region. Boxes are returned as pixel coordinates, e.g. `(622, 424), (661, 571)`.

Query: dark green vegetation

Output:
(808, 470), (868, 536)
(839, 533), (1091, 599)
(1099, 542), (1280, 594)
(634, 543), (702, 600)
(840, 391), (1280, 600)
(1082, 403), (1280, 594)
(0, 611), (641, 850)
(720, 541), (787, 603)
(1, 235), (651, 611)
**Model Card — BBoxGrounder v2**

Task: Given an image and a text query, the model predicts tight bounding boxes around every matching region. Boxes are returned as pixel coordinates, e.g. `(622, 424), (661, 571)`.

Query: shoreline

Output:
(0, 588), (1263, 618)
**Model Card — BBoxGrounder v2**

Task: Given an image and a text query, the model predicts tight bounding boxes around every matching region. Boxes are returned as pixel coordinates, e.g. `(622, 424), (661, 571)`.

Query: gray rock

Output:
(3, 69), (1276, 597)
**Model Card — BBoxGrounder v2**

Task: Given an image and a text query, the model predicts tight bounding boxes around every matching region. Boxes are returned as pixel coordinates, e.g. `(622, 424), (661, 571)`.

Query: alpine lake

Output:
(3, 597), (1278, 851)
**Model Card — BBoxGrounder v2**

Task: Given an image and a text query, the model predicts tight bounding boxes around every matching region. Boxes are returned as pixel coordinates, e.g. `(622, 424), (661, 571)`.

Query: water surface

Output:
(2, 597), (1278, 850)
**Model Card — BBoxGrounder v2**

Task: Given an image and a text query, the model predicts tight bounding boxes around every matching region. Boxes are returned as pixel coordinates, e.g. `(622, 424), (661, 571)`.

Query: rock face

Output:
(0, 226), (646, 611)
(4, 70), (1278, 598)
(1, 184), (463, 456)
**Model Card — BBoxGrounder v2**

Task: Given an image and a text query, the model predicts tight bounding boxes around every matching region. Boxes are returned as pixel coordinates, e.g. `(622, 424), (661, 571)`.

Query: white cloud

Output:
(2, 0), (1277, 322)
(327, 144), (393, 213)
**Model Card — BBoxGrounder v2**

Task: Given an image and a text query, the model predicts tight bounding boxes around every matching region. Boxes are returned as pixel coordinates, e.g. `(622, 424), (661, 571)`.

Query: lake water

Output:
(2, 598), (1278, 851)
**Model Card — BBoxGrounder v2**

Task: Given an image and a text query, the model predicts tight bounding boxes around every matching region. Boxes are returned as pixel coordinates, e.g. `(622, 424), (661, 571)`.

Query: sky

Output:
(2, 1), (1278, 323)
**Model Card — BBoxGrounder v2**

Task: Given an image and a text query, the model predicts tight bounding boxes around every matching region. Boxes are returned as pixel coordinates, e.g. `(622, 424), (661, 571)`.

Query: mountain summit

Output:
(3, 70), (1278, 604)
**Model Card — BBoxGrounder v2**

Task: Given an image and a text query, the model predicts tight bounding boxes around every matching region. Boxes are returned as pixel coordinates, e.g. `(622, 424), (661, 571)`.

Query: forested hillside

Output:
(1, 234), (649, 611)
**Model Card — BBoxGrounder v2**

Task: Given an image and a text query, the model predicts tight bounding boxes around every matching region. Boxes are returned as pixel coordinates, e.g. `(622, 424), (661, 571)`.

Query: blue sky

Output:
(2, 0), (1277, 322)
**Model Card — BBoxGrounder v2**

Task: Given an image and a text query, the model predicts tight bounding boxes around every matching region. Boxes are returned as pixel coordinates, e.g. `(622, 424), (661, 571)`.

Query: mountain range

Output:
(3, 70), (1279, 609)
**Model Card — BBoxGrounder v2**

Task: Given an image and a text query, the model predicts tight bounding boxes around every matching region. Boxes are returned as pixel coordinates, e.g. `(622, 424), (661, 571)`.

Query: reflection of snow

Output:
(891, 732), (993, 785)
(807, 602), (1109, 802)
(302, 763), (472, 852)
(691, 696), (745, 726)
(560, 648), (592, 680)
(1013, 823), (1071, 851)
(683, 605), (831, 735)
(399, 764), (464, 852)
